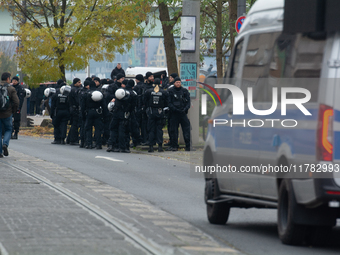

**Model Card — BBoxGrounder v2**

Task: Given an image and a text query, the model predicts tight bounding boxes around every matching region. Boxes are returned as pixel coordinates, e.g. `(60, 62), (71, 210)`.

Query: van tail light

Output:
(317, 104), (333, 161)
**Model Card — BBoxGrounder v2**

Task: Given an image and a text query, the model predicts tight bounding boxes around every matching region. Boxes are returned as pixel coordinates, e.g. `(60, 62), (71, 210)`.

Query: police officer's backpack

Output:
(0, 84), (10, 112)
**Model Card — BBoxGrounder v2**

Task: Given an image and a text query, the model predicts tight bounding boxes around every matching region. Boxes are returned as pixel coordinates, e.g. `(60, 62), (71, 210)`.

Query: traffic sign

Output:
(235, 16), (246, 34)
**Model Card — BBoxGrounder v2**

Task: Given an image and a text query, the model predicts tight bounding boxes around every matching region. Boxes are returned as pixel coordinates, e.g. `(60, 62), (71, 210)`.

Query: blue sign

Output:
(180, 62), (197, 98)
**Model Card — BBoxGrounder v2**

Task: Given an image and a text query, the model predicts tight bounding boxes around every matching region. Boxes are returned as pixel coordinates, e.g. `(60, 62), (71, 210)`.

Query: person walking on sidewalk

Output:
(0, 72), (19, 157)
(11, 76), (26, 140)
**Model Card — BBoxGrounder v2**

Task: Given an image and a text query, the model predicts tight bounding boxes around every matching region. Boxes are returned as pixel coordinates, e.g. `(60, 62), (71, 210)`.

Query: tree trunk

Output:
(216, 0), (223, 78)
(228, 0), (238, 56)
(158, 2), (178, 75)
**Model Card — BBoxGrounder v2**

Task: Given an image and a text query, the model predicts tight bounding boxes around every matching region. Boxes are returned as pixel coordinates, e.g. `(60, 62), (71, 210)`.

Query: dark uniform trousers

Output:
(79, 113), (86, 146)
(68, 107), (80, 143)
(85, 109), (103, 147)
(53, 109), (70, 141)
(128, 111), (141, 147)
(170, 112), (191, 149)
(141, 111), (149, 143)
(12, 112), (21, 134)
(102, 113), (112, 145)
(148, 108), (164, 145)
(110, 115), (129, 150)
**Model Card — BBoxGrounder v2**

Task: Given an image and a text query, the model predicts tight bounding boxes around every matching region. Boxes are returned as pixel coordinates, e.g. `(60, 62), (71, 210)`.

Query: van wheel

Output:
(205, 179), (230, 224)
(277, 180), (309, 245)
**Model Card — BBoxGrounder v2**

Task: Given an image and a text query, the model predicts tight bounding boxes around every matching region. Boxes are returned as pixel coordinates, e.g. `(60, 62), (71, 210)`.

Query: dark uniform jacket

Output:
(167, 86), (190, 114)
(110, 67), (125, 80)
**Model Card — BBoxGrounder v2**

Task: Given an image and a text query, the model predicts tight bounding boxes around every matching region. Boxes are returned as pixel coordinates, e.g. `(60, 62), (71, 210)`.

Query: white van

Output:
(125, 67), (168, 78)
(203, 0), (340, 245)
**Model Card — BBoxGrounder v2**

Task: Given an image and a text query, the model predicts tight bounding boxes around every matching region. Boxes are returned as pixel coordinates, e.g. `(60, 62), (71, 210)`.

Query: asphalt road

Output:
(9, 136), (340, 255)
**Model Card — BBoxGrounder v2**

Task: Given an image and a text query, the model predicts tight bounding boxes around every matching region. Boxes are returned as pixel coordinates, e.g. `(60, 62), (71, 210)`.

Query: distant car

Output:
(203, 0), (340, 246)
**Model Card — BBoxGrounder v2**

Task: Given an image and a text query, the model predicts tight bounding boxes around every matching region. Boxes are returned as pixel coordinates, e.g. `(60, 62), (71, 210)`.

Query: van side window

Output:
(241, 32), (280, 102)
(230, 40), (244, 79)
(217, 40), (244, 103)
(243, 32), (280, 79)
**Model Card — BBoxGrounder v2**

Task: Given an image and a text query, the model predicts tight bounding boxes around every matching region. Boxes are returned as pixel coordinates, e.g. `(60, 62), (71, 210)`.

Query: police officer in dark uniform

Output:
(107, 73), (123, 103)
(144, 78), (168, 152)
(79, 79), (90, 148)
(164, 73), (178, 147)
(50, 83), (71, 144)
(133, 74), (145, 143)
(166, 77), (191, 151)
(141, 72), (154, 145)
(82, 81), (106, 149)
(125, 79), (141, 148)
(101, 83), (111, 146)
(106, 80), (133, 153)
(68, 78), (82, 145)
(11, 76), (26, 139)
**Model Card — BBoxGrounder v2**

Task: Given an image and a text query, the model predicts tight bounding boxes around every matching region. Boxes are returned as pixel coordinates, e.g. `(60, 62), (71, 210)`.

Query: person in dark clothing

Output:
(140, 72), (154, 145)
(29, 86), (37, 115)
(166, 77), (191, 151)
(11, 76), (26, 139)
(107, 73), (124, 103)
(144, 78), (168, 152)
(93, 77), (102, 90)
(67, 78), (82, 145)
(133, 74), (145, 144)
(50, 83), (71, 144)
(110, 63), (125, 80)
(82, 81), (107, 149)
(125, 79), (141, 148)
(0, 72), (19, 157)
(36, 83), (45, 115)
(106, 79), (132, 153)
(101, 84), (111, 146)
(79, 80), (90, 148)
(164, 73), (178, 146)
(161, 72), (169, 89)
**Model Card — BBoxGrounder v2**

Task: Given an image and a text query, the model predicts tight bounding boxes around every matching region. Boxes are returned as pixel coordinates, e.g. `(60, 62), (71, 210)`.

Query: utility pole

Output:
(180, 0), (200, 146)
(237, 0), (246, 17)
(20, 0), (28, 126)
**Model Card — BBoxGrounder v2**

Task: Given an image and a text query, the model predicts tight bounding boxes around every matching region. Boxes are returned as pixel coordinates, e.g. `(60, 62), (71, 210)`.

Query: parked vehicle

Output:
(203, 0), (340, 245)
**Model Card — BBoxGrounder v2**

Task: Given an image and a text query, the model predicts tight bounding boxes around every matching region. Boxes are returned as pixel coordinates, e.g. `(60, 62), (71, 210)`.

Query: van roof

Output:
(125, 67), (168, 77)
(238, 0), (284, 35)
(248, 0), (284, 15)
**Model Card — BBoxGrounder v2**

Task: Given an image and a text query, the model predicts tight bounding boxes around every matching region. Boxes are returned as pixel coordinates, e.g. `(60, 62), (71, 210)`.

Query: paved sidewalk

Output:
(0, 150), (240, 255)
(0, 159), (147, 255)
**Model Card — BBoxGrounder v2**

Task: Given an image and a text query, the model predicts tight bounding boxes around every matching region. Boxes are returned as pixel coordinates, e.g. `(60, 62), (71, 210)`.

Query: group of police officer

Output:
(47, 71), (192, 153)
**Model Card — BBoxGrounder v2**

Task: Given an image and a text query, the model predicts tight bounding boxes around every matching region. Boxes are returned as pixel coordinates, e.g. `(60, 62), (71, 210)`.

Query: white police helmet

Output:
(91, 91), (103, 102)
(62, 85), (71, 96)
(108, 101), (115, 112)
(44, 88), (50, 98)
(101, 84), (109, 93)
(25, 88), (31, 98)
(115, 88), (126, 100)
(60, 85), (65, 95)
(44, 87), (56, 97)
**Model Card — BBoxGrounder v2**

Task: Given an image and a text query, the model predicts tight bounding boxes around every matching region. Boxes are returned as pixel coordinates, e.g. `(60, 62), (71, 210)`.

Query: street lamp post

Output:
(180, 0), (200, 146)
(237, 0), (246, 17)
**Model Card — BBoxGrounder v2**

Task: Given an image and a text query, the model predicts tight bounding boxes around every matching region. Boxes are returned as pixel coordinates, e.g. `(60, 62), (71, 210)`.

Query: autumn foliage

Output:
(1, 0), (150, 84)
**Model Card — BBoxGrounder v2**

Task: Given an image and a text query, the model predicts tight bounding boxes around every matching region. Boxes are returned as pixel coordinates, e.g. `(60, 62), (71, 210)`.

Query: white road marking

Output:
(95, 156), (124, 162)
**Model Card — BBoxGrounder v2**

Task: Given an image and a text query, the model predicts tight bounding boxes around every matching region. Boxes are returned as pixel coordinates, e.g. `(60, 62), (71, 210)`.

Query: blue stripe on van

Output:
(334, 109), (340, 122)
(333, 110), (340, 160)
(210, 108), (318, 156)
(334, 131), (340, 160)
